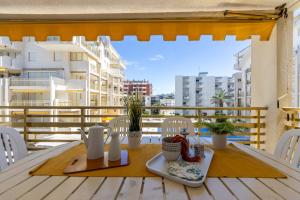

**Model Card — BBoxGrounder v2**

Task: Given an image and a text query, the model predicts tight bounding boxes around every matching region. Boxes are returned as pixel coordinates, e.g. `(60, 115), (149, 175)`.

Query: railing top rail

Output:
(282, 107), (300, 111)
(0, 105), (268, 110)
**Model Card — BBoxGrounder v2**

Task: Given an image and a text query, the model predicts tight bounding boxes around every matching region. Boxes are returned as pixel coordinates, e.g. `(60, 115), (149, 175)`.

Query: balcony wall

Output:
(0, 56), (12, 67)
(70, 60), (89, 72)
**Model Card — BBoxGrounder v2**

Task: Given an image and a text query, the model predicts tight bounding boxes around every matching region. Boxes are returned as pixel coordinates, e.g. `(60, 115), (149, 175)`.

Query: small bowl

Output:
(162, 150), (181, 161)
(162, 137), (181, 161)
(162, 137), (181, 149)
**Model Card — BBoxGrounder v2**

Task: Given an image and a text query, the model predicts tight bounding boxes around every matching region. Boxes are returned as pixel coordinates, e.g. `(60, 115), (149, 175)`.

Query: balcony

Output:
(10, 100), (50, 106)
(70, 60), (89, 72)
(0, 55), (12, 67)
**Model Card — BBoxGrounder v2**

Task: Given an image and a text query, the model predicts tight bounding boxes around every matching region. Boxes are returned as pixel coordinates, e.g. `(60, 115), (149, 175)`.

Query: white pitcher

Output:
(79, 125), (104, 160)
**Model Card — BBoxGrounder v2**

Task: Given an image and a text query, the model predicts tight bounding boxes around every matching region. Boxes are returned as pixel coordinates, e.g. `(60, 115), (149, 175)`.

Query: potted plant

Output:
(124, 94), (142, 148)
(200, 117), (235, 149)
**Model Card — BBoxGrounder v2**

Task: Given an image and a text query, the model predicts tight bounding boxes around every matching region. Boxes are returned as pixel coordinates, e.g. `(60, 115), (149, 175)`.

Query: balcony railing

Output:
(10, 100), (50, 106)
(10, 78), (50, 86)
(0, 106), (267, 151)
(282, 107), (300, 129)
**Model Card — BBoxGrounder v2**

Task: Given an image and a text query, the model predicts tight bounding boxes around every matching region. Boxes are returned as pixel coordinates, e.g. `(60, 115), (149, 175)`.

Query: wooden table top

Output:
(0, 136), (299, 200)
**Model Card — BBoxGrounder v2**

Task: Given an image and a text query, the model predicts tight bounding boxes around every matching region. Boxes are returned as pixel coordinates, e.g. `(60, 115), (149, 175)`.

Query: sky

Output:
(112, 36), (250, 95)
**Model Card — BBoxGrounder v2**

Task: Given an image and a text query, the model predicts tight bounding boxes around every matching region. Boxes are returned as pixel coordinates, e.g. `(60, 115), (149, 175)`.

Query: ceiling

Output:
(0, 0), (290, 16)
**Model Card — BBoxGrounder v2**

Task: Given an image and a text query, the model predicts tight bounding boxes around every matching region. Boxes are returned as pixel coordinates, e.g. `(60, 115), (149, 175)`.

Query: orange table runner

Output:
(30, 144), (286, 178)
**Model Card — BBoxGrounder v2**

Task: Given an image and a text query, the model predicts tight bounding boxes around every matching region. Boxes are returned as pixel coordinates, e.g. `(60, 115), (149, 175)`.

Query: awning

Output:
(0, 0), (291, 41)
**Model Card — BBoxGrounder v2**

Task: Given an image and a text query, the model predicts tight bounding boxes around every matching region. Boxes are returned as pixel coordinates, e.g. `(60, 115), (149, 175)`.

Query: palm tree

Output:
(210, 89), (232, 108)
(211, 89), (233, 122)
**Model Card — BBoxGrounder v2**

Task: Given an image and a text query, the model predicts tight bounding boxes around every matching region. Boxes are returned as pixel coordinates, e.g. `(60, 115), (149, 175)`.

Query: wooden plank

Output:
(142, 177), (164, 200)
(19, 176), (67, 200)
(164, 178), (189, 200)
(44, 177), (86, 200)
(186, 184), (214, 200)
(259, 178), (300, 200)
(117, 177), (143, 200)
(205, 178), (237, 200)
(277, 176), (300, 193)
(221, 178), (259, 200)
(0, 142), (80, 183)
(68, 177), (105, 200)
(92, 177), (123, 200)
(0, 171), (30, 194)
(240, 178), (284, 200)
(0, 176), (49, 200)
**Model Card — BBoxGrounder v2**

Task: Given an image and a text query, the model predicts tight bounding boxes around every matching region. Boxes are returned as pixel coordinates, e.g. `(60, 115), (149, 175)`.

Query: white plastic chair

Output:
(274, 129), (300, 168)
(0, 127), (28, 171)
(108, 116), (130, 143)
(161, 117), (194, 138)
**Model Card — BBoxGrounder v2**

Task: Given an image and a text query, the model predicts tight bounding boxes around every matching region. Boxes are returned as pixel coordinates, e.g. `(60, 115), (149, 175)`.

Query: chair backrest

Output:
(161, 117), (194, 138)
(0, 127), (27, 170)
(274, 129), (300, 168)
(109, 116), (130, 136)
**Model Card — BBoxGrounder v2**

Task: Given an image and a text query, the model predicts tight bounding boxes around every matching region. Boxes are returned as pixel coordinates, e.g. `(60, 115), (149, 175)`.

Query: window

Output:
(28, 52), (36, 62)
(53, 52), (62, 61)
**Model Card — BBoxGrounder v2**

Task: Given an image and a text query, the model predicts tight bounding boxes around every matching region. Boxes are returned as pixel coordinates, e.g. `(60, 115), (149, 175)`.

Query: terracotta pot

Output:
(128, 131), (142, 149)
(212, 134), (227, 150)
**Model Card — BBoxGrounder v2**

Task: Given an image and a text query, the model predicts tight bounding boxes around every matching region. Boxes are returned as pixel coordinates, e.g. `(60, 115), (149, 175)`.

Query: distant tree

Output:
(210, 89), (233, 108)
(211, 90), (234, 122)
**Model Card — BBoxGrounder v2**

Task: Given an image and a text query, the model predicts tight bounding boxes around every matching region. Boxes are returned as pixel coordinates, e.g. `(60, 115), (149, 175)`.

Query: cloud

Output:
(148, 54), (164, 61)
(124, 60), (139, 67)
(123, 60), (146, 71)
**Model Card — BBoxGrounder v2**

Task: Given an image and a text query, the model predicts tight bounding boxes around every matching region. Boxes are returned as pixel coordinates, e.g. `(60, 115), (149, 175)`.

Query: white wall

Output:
(251, 13), (294, 152)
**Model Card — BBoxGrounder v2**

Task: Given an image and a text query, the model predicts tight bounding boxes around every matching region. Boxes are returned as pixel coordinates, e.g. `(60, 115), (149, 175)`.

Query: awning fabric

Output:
(0, 0), (288, 41)
(0, 19), (276, 41)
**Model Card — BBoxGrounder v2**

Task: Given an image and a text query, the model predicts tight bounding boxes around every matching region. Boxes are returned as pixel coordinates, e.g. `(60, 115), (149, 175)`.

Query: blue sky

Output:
(112, 36), (250, 95)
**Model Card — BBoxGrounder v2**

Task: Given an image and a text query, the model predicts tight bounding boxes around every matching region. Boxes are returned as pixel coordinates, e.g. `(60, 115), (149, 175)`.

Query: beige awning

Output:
(0, 0), (291, 41)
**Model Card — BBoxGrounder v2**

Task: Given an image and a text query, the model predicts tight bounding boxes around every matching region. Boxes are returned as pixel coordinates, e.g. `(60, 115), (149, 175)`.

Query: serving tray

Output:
(146, 147), (214, 187)
(64, 150), (129, 174)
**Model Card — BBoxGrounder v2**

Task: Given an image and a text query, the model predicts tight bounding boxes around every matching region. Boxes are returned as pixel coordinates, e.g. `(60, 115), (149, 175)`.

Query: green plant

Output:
(196, 114), (236, 135)
(202, 121), (235, 135)
(123, 95), (142, 132)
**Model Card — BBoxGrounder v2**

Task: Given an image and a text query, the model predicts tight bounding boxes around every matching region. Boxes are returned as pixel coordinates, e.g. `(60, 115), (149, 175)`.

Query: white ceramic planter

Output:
(212, 134), (227, 150)
(128, 131), (142, 149)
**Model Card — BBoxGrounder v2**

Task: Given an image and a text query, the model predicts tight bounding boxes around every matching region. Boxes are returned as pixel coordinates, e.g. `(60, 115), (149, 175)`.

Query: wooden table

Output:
(1, 137), (300, 200)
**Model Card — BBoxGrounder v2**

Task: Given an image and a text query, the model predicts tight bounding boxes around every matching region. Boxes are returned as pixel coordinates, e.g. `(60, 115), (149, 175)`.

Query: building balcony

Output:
(70, 60), (89, 72)
(0, 55), (12, 67)
(10, 100), (50, 106)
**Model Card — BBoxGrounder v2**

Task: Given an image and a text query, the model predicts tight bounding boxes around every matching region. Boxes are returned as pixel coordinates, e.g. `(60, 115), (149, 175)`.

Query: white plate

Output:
(146, 147), (214, 187)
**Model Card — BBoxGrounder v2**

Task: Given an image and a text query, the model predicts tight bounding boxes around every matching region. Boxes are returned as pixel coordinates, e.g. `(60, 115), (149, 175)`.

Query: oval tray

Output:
(146, 147), (214, 187)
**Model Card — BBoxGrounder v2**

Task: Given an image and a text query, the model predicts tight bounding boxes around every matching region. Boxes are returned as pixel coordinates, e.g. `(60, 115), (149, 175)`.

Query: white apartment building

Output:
(233, 46), (252, 115)
(0, 36), (125, 119)
(175, 72), (234, 115)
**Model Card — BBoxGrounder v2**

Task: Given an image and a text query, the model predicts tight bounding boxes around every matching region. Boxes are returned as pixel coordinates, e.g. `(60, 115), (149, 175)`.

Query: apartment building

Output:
(175, 72), (234, 115)
(233, 46), (251, 115)
(124, 80), (152, 96)
(0, 36), (125, 118)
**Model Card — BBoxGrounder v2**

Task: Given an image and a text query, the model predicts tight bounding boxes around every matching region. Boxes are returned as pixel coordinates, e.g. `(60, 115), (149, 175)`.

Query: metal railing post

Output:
(256, 109), (261, 149)
(292, 111), (298, 129)
(197, 109), (202, 137)
(23, 107), (29, 145)
(80, 108), (85, 139)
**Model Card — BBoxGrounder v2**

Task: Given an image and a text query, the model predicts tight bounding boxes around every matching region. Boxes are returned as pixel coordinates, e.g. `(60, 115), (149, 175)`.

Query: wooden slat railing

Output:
(0, 106), (267, 150)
